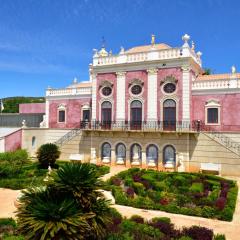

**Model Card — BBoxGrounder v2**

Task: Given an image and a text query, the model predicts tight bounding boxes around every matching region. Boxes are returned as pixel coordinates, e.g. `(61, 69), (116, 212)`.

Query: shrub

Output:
(0, 150), (29, 177)
(112, 187), (129, 205)
(37, 143), (60, 168)
(214, 234), (226, 240)
(112, 177), (122, 186)
(126, 187), (135, 198)
(182, 226), (213, 240)
(132, 182), (145, 195)
(189, 182), (204, 193)
(202, 206), (215, 218)
(178, 237), (193, 240)
(130, 215), (144, 224)
(215, 197), (226, 210)
(97, 165), (110, 175)
(151, 217), (171, 224)
(153, 181), (166, 191)
(160, 198), (169, 205)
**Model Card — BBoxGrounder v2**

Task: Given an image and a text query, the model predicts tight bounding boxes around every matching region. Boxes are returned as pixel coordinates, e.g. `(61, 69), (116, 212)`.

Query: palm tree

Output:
(16, 163), (111, 240)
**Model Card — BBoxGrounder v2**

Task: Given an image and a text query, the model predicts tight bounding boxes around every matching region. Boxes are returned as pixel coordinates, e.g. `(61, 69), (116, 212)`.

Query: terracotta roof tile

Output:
(67, 82), (92, 88)
(125, 43), (171, 54)
(197, 73), (240, 81)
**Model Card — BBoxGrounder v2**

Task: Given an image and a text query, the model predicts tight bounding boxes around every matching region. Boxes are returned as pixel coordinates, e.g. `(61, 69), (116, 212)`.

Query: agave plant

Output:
(16, 187), (95, 240)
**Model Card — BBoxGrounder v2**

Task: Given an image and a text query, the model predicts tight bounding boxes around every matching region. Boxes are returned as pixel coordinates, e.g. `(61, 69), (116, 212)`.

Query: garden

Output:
(105, 168), (238, 221)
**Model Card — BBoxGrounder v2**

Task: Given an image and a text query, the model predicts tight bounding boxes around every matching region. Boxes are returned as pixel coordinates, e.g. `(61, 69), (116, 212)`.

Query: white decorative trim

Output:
(81, 104), (91, 121)
(57, 104), (66, 123)
(159, 96), (179, 122)
(98, 98), (114, 121)
(116, 72), (126, 120)
(128, 97), (144, 121)
(147, 68), (158, 120)
(182, 66), (190, 121)
(205, 99), (221, 125)
(45, 99), (49, 128)
(92, 74), (97, 120)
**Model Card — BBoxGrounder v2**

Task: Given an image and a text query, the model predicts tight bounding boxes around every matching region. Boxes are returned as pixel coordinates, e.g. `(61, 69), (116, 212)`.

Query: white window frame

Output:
(205, 100), (221, 126)
(57, 104), (66, 123)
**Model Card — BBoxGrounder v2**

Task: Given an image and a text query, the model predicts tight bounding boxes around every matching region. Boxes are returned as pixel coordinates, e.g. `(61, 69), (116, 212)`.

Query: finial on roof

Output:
(151, 34), (155, 46)
(109, 50), (112, 56)
(93, 49), (99, 58)
(191, 41), (195, 51)
(98, 36), (108, 57)
(73, 77), (77, 84)
(197, 51), (202, 58)
(232, 65), (236, 74)
(182, 34), (190, 47)
(119, 46), (125, 54)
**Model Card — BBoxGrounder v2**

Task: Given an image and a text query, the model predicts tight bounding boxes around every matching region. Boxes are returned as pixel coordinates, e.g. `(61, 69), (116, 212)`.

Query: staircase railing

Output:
(55, 127), (82, 146)
(203, 131), (240, 156)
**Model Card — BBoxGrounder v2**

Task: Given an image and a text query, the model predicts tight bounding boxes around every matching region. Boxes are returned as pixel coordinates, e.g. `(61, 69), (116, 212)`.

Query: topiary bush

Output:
(37, 143), (60, 168)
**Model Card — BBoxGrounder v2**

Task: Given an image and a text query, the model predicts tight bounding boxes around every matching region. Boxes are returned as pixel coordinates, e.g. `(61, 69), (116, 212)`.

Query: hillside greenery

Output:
(1, 97), (45, 113)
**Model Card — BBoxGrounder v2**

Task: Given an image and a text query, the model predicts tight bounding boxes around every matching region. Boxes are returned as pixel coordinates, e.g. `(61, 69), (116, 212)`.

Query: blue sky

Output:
(0, 0), (239, 98)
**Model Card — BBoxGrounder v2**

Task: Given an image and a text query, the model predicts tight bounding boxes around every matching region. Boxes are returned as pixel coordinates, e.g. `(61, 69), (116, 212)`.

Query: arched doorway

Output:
(130, 100), (142, 130)
(115, 143), (126, 165)
(101, 101), (112, 129)
(163, 99), (176, 130)
(163, 145), (176, 168)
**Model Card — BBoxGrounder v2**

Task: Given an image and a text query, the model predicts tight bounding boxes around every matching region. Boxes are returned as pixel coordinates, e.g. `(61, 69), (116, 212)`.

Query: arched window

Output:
(146, 144), (158, 166)
(101, 142), (111, 163)
(130, 100), (142, 130)
(116, 143), (126, 164)
(163, 99), (176, 130)
(101, 101), (112, 129)
(130, 143), (142, 165)
(163, 145), (176, 168)
(58, 104), (66, 123)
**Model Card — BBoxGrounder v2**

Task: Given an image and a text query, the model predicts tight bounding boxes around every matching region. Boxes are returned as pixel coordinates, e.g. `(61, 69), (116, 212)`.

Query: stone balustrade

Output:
(46, 87), (92, 97)
(192, 79), (240, 90)
(93, 47), (202, 67)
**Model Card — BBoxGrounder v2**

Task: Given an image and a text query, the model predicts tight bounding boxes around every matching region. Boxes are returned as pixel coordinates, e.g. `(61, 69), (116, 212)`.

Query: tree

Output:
(16, 163), (111, 240)
(37, 143), (60, 168)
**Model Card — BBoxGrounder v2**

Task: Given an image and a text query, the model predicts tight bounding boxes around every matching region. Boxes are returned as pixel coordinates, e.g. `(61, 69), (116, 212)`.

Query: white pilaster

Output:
(147, 68), (158, 120)
(116, 72), (126, 120)
(45, 99), (49, 128)
(91, 74), (97, 121)
(182, 66), (190, 122)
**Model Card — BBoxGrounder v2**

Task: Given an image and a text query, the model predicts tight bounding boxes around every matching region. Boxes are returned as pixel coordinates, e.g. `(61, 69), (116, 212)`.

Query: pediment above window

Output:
(128, 78), (144, 87)
(160, 75), (178, 85)
(205, 99), (220, 107)
(99, 80), (113, 89)
(58, 104), (66, 110)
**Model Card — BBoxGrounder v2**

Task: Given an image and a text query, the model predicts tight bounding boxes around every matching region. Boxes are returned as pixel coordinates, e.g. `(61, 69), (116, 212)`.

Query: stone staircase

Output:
(203, 132), (240, 157)
(54, 128), (83, 160)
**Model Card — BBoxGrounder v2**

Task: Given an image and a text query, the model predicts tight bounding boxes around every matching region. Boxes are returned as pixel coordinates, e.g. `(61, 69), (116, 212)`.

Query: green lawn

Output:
(105, 168), (238, 221)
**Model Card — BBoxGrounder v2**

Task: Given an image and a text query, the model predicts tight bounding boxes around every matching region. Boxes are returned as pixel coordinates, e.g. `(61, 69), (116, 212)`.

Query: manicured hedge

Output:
(106, 168), (238, 221)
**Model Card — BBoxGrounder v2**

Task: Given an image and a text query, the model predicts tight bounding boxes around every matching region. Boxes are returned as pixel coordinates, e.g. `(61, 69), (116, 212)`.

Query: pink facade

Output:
(49, 98), (91, 128)
(192, 94), (240, 131)
(46, 37), (240, 132)
(19, 103), (45, 114)
(5, 129), (22, 152)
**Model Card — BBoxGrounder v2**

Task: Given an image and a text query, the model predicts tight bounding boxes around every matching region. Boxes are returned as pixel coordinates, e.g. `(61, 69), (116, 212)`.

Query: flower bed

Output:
(106, 168), (238, 221)
(106, 210), (226, 240)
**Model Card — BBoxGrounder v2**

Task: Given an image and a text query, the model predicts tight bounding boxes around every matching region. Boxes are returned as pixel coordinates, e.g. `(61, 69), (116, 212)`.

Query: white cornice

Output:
(192, 88), (240, 95)
(46, 95), (92, 100)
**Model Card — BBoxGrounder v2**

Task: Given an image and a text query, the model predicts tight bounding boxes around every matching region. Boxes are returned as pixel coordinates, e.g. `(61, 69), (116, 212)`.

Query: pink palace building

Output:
(20, 34), (240, 176)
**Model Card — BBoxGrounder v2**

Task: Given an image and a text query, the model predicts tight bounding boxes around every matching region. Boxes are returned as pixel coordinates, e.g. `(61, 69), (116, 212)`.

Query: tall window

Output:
(116, 143), (126, 162)
(207, 108), (218, 124)
(130, 100), (142, 130)
(163, 99), (176, 130)
(163, 145), (176, 168)
(58, 110), (66, 122)
(146, 144), (158, 163)
(130, 143), (142, 162)
(101, 142), (111, 161)
(101, 101), (112, 129)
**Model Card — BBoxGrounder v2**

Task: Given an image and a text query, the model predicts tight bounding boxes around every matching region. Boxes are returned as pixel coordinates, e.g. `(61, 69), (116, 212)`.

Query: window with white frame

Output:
(205, 100), (220, 125)
(58, 104), (66, 123)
